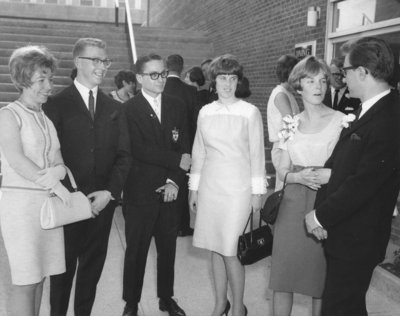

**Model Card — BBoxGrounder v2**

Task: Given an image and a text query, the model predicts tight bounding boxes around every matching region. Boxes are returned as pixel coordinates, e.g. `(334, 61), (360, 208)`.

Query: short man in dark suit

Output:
(122, 53), (190, 316)
(305, 37), (400, 316)
(323, 56), (360, 114)
(44, 38), (131, 316)
(164, 54), (197, 236)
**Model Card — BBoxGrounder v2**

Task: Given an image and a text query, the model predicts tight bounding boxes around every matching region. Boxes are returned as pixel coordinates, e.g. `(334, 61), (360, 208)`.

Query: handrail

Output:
(114, 0), (119, 27)
(124, 0), (138, 63)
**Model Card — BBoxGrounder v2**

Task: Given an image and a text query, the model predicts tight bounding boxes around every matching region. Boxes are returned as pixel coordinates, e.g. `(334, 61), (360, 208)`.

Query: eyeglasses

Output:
(331, 72), (344, 78)
(140, 71), (169, 80)
(78, 57), (112, 68)
(341, 66), (357, 77)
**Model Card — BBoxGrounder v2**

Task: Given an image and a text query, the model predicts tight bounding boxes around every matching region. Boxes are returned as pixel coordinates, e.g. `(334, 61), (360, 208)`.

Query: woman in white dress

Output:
(267, 55), (300, 190)
(189, 54), (267, 316)
(0, 46), (71, 315)
(269, 56), (345, 316)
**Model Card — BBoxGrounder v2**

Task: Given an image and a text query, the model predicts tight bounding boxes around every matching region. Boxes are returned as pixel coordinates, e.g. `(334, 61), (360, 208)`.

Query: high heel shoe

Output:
(220, 300), (231, 316)
(244, 305), (248, 316)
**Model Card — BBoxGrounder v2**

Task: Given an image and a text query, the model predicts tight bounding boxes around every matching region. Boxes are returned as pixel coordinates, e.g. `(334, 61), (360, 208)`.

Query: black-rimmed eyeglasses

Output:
(332, 72), (344, 78)
(78, 57), (112, 68)
(140, 71), (169, 80)
(341, 66), (357, 77)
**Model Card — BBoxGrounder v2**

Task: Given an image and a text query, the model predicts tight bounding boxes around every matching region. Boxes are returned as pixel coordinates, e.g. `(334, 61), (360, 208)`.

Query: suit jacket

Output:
(315, 90), (400, 264)
(43, 84), (131, 199)
(164, 76), (198, 145)
(123, 91), (190, 205)
(323, 87), (361, 114)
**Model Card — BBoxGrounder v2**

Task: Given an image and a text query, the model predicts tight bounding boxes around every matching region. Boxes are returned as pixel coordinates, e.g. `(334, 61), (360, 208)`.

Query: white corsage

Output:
(344, 93), (350, 99)
(278, 115), (299, 142)
(341, 113), (356, 128)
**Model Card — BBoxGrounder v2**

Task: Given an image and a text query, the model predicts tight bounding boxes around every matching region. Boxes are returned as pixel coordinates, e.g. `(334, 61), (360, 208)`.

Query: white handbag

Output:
(40, 167), (92, 229)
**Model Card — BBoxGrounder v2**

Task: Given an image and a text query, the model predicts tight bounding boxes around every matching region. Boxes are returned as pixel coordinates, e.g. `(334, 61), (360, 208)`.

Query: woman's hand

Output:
(188, 190), (198, 213)
(314, 168), (331, 185)
(51, 182), (72, 206)
(36, 165), (66, 189)
(295, 168), (321, 191)
(251, 194), (264, 212)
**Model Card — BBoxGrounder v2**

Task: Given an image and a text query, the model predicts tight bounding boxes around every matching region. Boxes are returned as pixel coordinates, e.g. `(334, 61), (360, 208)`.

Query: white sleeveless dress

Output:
(0, 101), (65, 285)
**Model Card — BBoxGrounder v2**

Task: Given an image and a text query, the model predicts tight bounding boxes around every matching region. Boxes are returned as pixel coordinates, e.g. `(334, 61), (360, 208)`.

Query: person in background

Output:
(201, 58), (218, 103)
(269, 56), (344, 316)
(266, 54), (300, 190)
(122, 53), (190, 316)
(189, 54), (267, 316)
(0, 45), (70, 316)
(184, 66), (208, 109)
(110, 69), (137, 103)
(323, 57), (360, 114)
(44, 37), (131, 316)
(306, 37), (400, 316)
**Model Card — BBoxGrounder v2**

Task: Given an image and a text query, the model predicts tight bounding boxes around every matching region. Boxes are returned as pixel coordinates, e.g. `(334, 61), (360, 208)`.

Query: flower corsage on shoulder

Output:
(341, 113), (356, 128)
(278, 114), (300, 142)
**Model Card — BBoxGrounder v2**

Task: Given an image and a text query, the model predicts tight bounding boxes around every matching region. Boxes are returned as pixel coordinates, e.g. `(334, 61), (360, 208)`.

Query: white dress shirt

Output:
(74, 79), (98, 111)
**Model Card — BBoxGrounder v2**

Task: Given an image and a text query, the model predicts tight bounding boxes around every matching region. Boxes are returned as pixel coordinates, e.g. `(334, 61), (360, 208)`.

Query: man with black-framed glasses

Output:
(122, 53), (190, 316)
(44, 37), (131, 316)
(323, 57), (360, 114)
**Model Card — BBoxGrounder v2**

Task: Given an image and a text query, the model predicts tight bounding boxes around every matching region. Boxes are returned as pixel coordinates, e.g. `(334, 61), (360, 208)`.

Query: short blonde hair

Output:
(288, 56), (330, 91)
(72, 38), (107, 58)
(8, 45), (57, 92)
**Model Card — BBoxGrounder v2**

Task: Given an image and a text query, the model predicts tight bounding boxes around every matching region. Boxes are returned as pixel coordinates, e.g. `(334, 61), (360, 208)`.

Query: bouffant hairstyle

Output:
(235, 76), (251, 99)
(166, 54), (184, 74)
(135, 53), (164, 74)
(288, 56), (331, 91)
(345, 37), (394, 82)
(114, 70), (136, 89)
(209, 54), (243, 84)
(72, 38), (107, 58)
(276, 55), (299, 83)
(187, 66), (205, 87)
(9, 45), (57, 92)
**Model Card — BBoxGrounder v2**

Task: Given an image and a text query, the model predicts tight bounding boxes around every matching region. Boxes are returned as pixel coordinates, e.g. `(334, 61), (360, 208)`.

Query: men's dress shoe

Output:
(159, 297), (186, 316)
(122, 303), (138, 316)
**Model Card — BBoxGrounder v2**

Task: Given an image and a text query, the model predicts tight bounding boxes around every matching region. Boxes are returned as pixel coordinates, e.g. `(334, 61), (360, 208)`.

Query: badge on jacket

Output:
(172, 127), (179, 142)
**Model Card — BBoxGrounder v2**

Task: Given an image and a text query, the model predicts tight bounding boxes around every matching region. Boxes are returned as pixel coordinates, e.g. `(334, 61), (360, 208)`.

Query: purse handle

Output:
(64, 166), (78, 192)
(242, 211), (263, 244)
(282, 171), (289, 189)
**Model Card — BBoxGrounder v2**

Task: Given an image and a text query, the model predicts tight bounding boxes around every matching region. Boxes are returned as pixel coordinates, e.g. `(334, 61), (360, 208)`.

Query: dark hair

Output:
(114, 70), (136, 89)
(288, 56), (330, 91)
(70, 68), (77, 80)
(166, 54), (184, 74)
(235, 76), (251, 98)
(345, 37), (394, 82)
(330, 56), (344, 68)
(276, 55), (299, 83)
(9, 45), (57, 92)
(72, 38), (106, 58)
(135, 53), (164, 74)
(209, 54), (243, 83)
(200, 59), (212, 67)
(187, 66), (205, 86)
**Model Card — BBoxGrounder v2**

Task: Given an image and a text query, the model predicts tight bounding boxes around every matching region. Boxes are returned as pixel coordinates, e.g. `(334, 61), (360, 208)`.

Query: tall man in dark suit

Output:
(323, 56), (360, 114)
(122, 53), (190, 316)
(44, 38), (131, 316)
(305, 37), (400, 316)
(164, 54), (197, 236)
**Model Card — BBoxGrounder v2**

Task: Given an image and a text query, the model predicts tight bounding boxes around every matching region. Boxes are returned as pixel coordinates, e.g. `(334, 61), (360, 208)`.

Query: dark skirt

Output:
(269, 183), (326, 298)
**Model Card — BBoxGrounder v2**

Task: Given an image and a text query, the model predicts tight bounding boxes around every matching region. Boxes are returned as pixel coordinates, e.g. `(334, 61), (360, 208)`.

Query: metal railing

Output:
(115, 0), (138, 64)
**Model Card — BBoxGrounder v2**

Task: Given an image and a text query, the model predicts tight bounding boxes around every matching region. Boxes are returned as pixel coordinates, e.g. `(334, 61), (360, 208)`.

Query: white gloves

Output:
(36, 165), (67, 189)
(51, 182), (72, 206)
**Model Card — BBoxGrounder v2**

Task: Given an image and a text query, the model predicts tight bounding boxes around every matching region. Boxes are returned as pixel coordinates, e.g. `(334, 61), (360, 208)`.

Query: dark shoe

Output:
(221, 300), (231, 316)
(159, 297), (186, 316)
(244, 305), (248, 316)
(122, 303), (138, 316)
(177, 228), (194, 237)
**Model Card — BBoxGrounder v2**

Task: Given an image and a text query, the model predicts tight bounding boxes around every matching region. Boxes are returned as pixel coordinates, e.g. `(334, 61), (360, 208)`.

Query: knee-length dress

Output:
(189, 100), (267, 256)
(0, 101), (65, 285)
(269, 111), (344, 297)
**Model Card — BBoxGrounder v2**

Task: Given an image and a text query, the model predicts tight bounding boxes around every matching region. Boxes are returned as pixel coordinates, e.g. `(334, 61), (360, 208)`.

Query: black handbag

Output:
(260, 172), (289, 224)
(237, 212), (273, 265)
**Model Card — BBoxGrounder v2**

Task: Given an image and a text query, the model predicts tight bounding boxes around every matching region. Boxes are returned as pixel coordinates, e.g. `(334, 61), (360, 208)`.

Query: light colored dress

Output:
(189, 100), (267, 256)
(0, 101), (65, 285)
(267, 84), (300, 190)
(269, 110), (344, 297)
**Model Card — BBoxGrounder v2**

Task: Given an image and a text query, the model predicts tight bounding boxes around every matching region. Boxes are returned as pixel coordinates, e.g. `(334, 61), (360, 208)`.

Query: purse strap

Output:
(242, 211), (264, 244)
(64, 166), (78, 192)
(282, 171), (290, 189)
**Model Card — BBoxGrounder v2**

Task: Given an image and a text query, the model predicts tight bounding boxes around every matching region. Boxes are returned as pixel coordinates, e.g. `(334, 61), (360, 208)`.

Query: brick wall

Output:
(149, 0), (400, 247)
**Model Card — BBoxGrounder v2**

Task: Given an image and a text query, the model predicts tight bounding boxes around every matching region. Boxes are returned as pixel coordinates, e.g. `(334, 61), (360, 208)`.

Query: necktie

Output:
(153, 98), (161, 122)
(354, 105), (362, 121)
(88, 90), (95, 120)
(332, 89), (339, 109)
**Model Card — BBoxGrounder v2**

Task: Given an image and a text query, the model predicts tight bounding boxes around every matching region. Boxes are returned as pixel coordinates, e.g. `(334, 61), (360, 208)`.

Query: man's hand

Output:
(179, 153), (191, 171)
(314, 168), (332, 185)
(305, 210), (327, 240)
(189, 190), (198, 213)
(156, 183), (179, 202)
(87, 190), (112, 217)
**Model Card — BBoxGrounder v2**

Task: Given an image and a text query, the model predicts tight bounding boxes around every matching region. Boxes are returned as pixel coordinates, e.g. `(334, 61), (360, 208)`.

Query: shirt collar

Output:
(141, 89), (161, 106)
(359, 89), (390, 118)
(167, 74), (180, 79)
(74, 79), (98, 106)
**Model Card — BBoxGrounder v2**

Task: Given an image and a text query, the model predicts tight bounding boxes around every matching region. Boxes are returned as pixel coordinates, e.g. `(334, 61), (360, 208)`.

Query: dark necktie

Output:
(332, 89), (339, 109)
(88, 90), (95, 120)
(354, 106), (362, 121)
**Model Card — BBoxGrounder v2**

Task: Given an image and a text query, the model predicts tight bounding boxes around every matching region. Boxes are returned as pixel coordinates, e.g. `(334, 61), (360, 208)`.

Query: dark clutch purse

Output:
(260, 172), (289, 224)
(237, 212), (273, 265)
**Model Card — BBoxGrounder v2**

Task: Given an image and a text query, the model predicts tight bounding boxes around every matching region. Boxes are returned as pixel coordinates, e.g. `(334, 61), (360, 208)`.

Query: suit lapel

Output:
(138, 93), (163, 143)
(69, 84), (93, 121)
